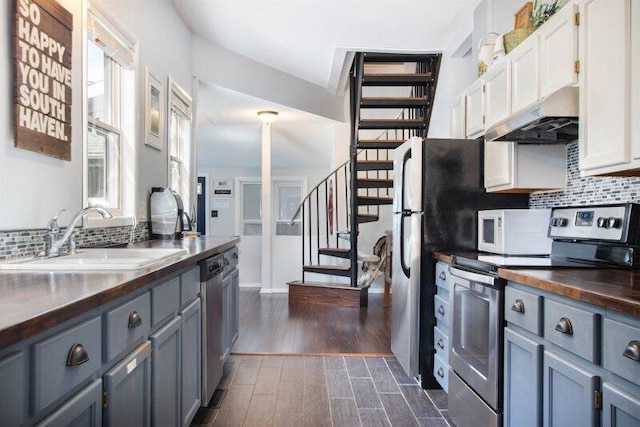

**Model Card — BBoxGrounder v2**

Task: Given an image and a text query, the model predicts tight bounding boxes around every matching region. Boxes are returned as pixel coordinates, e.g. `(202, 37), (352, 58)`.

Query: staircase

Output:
(288, 52), (441, 307)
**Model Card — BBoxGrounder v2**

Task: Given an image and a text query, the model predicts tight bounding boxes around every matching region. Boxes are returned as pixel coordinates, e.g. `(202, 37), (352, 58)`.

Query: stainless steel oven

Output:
(448, 265), (504, 427)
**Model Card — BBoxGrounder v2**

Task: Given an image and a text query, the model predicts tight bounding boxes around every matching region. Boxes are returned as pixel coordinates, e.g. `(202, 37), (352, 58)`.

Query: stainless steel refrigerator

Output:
(391, 137), (529, 387)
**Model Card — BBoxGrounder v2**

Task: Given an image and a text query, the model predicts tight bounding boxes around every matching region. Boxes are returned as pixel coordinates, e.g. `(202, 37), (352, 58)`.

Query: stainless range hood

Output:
(484, 86), (579, 143)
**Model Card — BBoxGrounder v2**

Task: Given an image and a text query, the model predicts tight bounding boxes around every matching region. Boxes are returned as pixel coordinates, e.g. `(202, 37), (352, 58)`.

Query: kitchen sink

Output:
(0, 248), (188, 271)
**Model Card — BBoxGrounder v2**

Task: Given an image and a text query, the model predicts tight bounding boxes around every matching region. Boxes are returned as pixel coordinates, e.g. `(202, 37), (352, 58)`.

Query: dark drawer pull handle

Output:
(438, 305), (445, 315)
(623, 341), (640, 361)
(555, 317), (573, 336)
(66, 343), (89, 366)
(437, 339), (445, 350)
(128, 311), (143, 329)
(511, 299), (525, 313)
(437, 368), (444, 378)
(439, 271), (446, 280)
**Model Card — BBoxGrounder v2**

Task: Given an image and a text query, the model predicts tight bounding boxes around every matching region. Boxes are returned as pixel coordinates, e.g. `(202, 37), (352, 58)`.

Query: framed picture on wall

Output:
(144, 67), (163, 150)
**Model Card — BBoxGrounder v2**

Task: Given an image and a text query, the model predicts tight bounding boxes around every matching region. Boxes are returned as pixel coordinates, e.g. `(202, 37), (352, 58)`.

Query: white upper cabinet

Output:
(451, 95), (466, 138)
(483, 59), (511, 129)
(465, 79), (485, 139)
(539, 2), (579, 98)
(579, 0), (635, 175)
(510, 35), (539, 114)
(484, 141), (513, 190)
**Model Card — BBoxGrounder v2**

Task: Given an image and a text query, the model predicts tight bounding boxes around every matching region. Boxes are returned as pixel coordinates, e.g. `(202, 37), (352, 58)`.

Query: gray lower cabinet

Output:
(602, 382), (640, 427)
(150, 317), (181, 427)
(36, 379), (102, 427)
(504, 327), (543, 427)
(103, 341), (151, 427)
(180, 299), (201, 427)
(0, 351), (26, 426)
(543, 351), (600, 427)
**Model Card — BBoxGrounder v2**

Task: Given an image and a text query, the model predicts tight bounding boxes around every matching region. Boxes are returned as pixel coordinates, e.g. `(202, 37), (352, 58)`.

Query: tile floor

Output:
(192, 355), (453, 427)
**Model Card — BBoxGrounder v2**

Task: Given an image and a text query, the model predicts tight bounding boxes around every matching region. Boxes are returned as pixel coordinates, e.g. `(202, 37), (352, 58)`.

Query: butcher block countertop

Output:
(433, 251), (640, 317)
(0, 236), (240, 350)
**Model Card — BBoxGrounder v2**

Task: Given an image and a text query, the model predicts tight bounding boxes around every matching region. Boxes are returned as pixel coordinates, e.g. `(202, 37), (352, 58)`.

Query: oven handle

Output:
(448, 266), (498, 287)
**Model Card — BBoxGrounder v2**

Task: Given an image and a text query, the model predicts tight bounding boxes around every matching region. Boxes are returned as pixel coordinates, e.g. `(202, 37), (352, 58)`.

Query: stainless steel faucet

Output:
(47, 207), (113, 256)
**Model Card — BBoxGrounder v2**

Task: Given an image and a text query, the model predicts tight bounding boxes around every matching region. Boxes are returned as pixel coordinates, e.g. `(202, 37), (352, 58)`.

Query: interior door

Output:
(391, 136), (423, 377)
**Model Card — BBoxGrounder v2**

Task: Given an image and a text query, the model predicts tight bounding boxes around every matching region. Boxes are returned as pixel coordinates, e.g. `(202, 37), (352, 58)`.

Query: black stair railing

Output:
(290, 159), (352, 283)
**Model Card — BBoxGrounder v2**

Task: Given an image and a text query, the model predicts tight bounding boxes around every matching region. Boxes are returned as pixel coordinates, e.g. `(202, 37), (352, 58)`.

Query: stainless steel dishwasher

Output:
(200, 254), (225, 406)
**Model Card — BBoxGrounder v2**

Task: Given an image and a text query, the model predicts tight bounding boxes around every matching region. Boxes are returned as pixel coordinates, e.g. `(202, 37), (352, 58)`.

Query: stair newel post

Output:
(302, 203), (305, 282)
(349, 53), (365, 287)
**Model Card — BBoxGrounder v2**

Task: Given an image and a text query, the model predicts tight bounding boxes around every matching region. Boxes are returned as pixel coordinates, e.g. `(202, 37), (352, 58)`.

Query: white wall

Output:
(0, 0), (83, 230)
(192, 36), (346, 123)
(0, 0), (192, 230)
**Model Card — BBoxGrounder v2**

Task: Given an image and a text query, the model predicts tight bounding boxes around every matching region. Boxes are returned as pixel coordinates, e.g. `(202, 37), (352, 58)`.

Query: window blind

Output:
(87, 5), (135, 70)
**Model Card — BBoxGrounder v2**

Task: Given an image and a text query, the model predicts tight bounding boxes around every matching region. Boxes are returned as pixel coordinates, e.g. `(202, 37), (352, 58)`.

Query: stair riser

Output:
(357, 142), (405, 149)
(357, 216), (379, 224)
(357, 198), (393, 206)
(356, 163), (393, 171)
(356, 180), (394, 189)
(363, 53), (441, 63)
(318, 249), (351, 259)
(359, 121), (425, 130)
(303, 266), (352, 277)
(362, 76), (434, 87)
(360, 100), (430, 109)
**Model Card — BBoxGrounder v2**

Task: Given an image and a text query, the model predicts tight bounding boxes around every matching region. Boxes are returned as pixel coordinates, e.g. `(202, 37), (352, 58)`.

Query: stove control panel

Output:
(549, 204), (636, 242)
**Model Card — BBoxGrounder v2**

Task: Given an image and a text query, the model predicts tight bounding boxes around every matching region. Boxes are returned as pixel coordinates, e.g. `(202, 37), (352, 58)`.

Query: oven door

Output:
(448, 266), (503, 411)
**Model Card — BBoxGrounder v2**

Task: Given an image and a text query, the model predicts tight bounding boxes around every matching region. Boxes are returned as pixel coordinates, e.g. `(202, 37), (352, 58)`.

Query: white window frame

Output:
(167, 77), (193, 218)
(83, 3), (137, 227)
(236, 177), (306, 236)
(237, 178), (262, 236)
(273, 178), (305, 236)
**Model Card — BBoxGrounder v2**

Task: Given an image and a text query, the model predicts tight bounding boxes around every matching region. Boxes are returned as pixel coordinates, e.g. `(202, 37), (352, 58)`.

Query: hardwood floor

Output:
(232, 288), (392, 355)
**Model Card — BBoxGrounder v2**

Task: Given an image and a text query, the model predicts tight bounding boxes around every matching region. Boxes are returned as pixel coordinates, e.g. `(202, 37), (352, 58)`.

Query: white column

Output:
(260, 122), (272, 292)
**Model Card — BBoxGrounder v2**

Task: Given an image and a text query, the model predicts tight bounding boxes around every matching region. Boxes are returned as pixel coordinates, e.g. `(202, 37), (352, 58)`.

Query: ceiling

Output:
(173, 0), (478, 169)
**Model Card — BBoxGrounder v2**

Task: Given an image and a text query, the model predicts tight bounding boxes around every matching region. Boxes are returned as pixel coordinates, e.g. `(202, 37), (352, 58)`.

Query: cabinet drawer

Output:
(543, 298), (601, 364)
(505, 286), (542, 336)
(33, 317), (102, 414)
(180, 267), (200, 306)
(152, 277), (180, 327)
(434, 326), (449, 364)
(104, 292), (151, 362)
(434, 295), (449, 328)
(0, 351), (25, 426)
(435, 262), (450, 292)
(433, 353), (449, 393)
(602, 318), (640, 382)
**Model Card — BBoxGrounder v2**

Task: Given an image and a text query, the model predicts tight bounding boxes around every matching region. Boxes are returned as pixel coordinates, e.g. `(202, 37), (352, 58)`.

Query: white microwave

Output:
(478, 209), (552, 255)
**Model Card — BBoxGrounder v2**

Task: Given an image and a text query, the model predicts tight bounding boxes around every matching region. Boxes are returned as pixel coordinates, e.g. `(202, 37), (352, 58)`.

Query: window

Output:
(168, 79), (193, 216)
(240, 181), (261, 236)
(275, 181), (302, 236)
(238, 179), (304, 236)
(85, 5), (135, 216)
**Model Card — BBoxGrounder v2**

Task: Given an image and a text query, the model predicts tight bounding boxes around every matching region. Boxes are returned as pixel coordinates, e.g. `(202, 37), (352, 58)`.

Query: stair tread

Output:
(363, 73), (433, 78)
(303, 264), (351, 271)
(363, 53), (441, 62)
(358, 196), (393, 201)
(358, 119), (426, 130)
(319, 247), (350, 253)
(358, 139), (406, 143)
(287, 280), (370, 290)
(357, 178), (394, 183)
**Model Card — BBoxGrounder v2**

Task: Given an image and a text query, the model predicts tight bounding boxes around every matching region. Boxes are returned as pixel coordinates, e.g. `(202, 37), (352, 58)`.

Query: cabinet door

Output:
(150, 316), (181, 427)
(180, 299), (201, 427)
(603, 382), (640, 427)
(504, 328), (543, 427)
(484, 59), (511, 129)
(543, 350), (600, 427)
(37, 379), (102, 427)
(0, 351), (25, 427)
(484, 140), (514, 190)
(465, 79), (485, 138)
(230, 269), (239, 345)
(579, 0), (631, 173)
(451, 95), (466, 138)
(511, 36), (539, 114)
(103, 342), (151, 427)
(539, 2), (579, 98)
(222, 274), (231, 361)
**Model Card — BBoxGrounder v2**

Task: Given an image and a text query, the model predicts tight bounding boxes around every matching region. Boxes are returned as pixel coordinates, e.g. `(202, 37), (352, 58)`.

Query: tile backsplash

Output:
(0, 222), (149, 261)
(530, 141), (640, 208)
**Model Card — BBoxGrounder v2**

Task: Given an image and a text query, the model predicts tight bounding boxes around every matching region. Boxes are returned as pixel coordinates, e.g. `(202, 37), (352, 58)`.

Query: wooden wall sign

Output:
(14, 0), (73, 161)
